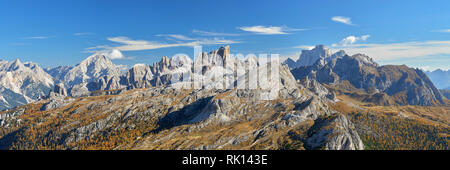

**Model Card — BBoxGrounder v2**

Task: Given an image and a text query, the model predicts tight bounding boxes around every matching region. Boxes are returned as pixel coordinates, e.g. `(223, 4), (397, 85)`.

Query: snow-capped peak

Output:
(63, 53), (122, 87)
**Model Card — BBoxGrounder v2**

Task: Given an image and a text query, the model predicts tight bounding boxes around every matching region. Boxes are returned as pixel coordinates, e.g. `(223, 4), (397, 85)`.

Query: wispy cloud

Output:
(334, 40), (450, 62)
(86, 36), (240, 54)
(156, 34), (196, 41)
(74, 32), (93, 36)
(419, 65), (450, 72)
(23, 36), (51, 39)
(11, 42), (26, 46)
(293, 45), (315, 50)
(332, 35), (370, 46)
(331, 16), (354, 25)
(238, 25), (306, 35)
(192, 29), (240, 36)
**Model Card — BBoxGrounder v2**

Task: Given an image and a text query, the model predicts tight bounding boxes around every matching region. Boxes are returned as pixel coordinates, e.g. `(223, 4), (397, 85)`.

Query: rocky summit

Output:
(291, 50), (445, 106)
(0, 59), (54, 110)
(0, 45), (448, 150)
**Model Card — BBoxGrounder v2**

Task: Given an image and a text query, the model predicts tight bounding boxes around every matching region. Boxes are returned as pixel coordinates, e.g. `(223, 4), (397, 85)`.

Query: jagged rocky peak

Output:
(152, 56), (171, 75)
(285, 45), (347, 69)
(332, 50), (346, 57)
(346, 53), (378, 67)
(4, 59), (25, 71)
(298, 45), (331, 65)
(62, 53), (122, 96)
(46, 82), (67, 100)
(306, 45), (330, 56)
(126, 63), (154, 89)
(194, 46), (233, 67)
(170, 55), (193, 67)
(0, 59), (54, 110)
(53, 83), (67, 96)
(216, 45), (230, 58)
(41, 82), (75, 111)
(291, 50), (445, 106)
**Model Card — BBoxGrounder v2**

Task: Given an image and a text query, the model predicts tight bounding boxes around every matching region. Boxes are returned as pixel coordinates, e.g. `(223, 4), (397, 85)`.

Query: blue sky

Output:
(1, 0), (449, 70)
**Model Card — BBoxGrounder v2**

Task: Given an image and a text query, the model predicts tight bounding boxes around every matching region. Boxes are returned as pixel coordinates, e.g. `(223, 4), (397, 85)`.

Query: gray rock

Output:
(53, 83), (67, 96)
(291, 49), (445, 106)
(305, 114), (364, 150)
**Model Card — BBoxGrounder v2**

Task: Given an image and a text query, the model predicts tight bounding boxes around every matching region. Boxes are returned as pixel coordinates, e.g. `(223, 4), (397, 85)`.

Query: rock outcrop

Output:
(125, 64), (154, 89)
(41, 83), (73, 111)
(52, 83), (67, 96)
(305, 114), (365, 150)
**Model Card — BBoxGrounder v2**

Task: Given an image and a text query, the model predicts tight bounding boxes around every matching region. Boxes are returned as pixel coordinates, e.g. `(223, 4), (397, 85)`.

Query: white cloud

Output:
(74, 32), (93, 36)
(332, 35), (370, 46)
(86, 36), (240, 53)
(103, 36), (184, 51)
(24, 36), (51, 39)
(418, 65), (449, 72)
(192, 29), (240, 36)
(293, 45), (315, 50)
(106, 49), (125, 59)
(331, 16), (354, 25)
(334, 40), (450, 61)
(238, 25), (305, 35)
(157, 34), (196, 41)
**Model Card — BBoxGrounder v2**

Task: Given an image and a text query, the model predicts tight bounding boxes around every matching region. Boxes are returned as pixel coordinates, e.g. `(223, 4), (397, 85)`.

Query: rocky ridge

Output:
(290, 47), (445, 106)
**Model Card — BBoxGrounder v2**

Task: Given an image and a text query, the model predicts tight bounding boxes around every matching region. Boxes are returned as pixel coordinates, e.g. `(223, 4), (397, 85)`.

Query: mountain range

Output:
(0, 59), (54, 110)
(0, 45), (448, 150)
(424, 69), (450, 90)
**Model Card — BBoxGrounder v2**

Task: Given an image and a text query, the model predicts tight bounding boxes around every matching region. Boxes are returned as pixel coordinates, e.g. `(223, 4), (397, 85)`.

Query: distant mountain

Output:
(124, 46), (261, 89)
(424, 69), (450, 89)
(439, 89), (450, 99)
(48, 54), (124, 96)
(124, 64), (154, 89)
(41, 46), (272, 96)
(284, 45), (346, 69)
(291, 51), (445, 106)
(0, 48), (356, 150)
(1, 45), (448, 150)
(45, 66), (72, 82)
(0, 59), (54, 110)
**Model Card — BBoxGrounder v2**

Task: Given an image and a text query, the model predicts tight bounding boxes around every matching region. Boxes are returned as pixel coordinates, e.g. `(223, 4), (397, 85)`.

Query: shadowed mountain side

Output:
(291, 53), (445, 106)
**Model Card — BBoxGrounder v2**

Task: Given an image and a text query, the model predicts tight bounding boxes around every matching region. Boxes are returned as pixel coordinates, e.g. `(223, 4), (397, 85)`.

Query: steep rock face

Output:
(93, 75), (126, 91)
(61, 54), (122, 96)
(292, 52), (445, 106)
(284, 45), (346, 69)
(283, 58), (298, 69)
(297, 45), (331, 67)
(41, 83), (73, 111)
(125, 64), (154, 89)
(305, 114), (364, 150)
(52, 83), (67, 96)
(0, 59), (54, 110)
